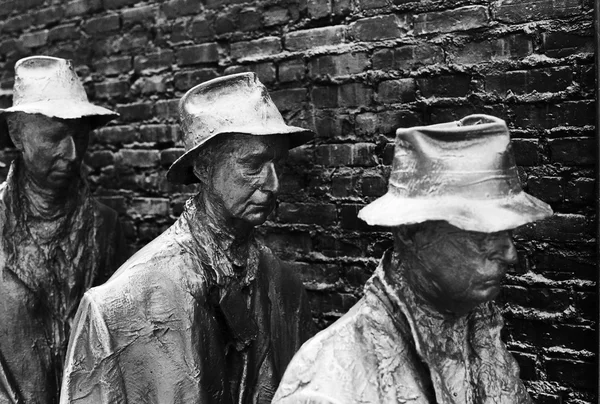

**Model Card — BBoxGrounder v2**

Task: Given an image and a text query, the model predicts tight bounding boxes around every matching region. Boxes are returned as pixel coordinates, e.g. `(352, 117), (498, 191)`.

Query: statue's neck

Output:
(199, 192), (253, 246)
(19, 167), (74, 220)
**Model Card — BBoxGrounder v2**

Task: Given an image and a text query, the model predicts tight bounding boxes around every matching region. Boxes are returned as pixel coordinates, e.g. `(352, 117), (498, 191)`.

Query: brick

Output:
(230, 37), (281, 60)
(415, 6), (488, 35)
(271, 88), (307, 112)
(313, 110), (352, 139)
(418, 74), (471, 98)
(278, 59), (305, 83)
(161, 0), (202, 18)
(189, 18), (214, 40)
(500, 285), (570, 311)
(34, 6), (65, 26)
(312, 83), (373, 108)
(119, 149), (160, 167)
(48, 24), (79, 42)
(308, 52), (368, 78)
(361, 174), (387, 197)
(332, 0), (352, 16)
(454, 34), (533, 64)
(160, 148), (184, 166)
(315, 143), (377, 167)
(511, 139), (539, 166)
(132, 76), (170, 95)
(518, 213), (592, 242)
(564, 178), (594, 203)
(331, 175), (359, 198)
(93, 125), (138, 144)
(495, 0), (581, 23)
(350, 14), (410, 41)
(3, 15), (33, 32)
(103, 0), (139, 9)
(373, 44), (444, 71)
(154, 99), (180, 120)
(20, 30), (48, 48)
(284, 26), (346, 51)
(176, 43), (219, 66)
(261, 230), (313, 260)
(95, 56), (132, 76)
(359, 0), (387, 10)
(173, 69), (219, 91)
(512, 101), (594, 130)
(238, 9), (262, 31)
(84, 14), (120, 35)
(139, 124), (179, 144)
(339, 204), (371, 231)
(264, 7), (289, 26)
(94, 80), (130, 99)
(127, 197), (169, 218)
(545, 358), (595, 388)
(278, 203), (337, 225)
(64, 0), (102, 17)
(134, 50), (174, 74)
(542, 31), (594, 58)
(486, 67), (573, 95)
(121, 5), (156, 26)
(116, 102), (154, 122)
(214, 15), (236, 35)
(224, 63), (276, 85)
(308, 0), (330, 18)
(526, 176), (563, 203)
(355, 110), (422, 138)
(505, 319), (595, 352)
(376, 79), (417, 103)
(86, 150), (115, 169)
(548, 137), (595, 165)
(95, 196), (126, 214)
(16, 0), (44, 11)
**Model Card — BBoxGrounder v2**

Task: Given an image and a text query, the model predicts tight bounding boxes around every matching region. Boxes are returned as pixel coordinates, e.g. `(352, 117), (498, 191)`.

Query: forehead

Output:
(17, 114), (88, 133)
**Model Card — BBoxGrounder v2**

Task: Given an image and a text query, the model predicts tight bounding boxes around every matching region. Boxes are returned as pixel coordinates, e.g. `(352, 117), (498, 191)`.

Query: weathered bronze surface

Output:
(60, 73), (315, 404)
(0, 56), (126, 404)
(273, 115), (553, 404)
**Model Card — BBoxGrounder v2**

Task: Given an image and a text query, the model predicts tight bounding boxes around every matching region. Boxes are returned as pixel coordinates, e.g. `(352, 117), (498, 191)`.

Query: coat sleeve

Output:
(60, 294), (127, 404)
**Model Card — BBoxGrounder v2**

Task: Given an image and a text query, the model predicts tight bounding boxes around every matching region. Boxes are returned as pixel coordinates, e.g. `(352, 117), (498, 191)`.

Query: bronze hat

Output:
(358, 114), (553, 232)
(0, 56), (118, 128)
(167, 72), (314, 184)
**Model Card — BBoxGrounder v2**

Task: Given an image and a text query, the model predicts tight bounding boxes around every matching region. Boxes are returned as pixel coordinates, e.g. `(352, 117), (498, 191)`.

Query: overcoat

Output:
(60, 199), (314, 404)
(274, 250), (532, 404)
(0, 161), (127, 404)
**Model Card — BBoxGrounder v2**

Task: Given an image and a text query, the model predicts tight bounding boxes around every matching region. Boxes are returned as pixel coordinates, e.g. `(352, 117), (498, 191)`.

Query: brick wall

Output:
(0, 0), (596, 402)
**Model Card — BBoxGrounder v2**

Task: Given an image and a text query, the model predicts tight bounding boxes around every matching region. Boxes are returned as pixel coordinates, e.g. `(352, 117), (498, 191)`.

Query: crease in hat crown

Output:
(358, 114), (553, 233)
(0, 56), (118, 127)
(167, 72), (314, 185)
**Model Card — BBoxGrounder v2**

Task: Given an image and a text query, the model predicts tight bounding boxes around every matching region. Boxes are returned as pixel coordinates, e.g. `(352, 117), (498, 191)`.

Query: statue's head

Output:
(168, 72), (314, 227)
(359, 114), (553, 315)
(6, 113), (91, 189)
(0, 56), (118, 189)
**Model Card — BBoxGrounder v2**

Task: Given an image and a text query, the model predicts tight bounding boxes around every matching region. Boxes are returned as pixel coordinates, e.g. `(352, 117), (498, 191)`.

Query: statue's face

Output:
(207, 134), (289, 227)
(9, 114), (90, 189)
(402, 221), (518, 315)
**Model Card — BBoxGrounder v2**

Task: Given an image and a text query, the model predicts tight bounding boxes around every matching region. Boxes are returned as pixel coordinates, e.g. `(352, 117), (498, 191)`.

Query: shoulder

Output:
(258, 244), (304, 292)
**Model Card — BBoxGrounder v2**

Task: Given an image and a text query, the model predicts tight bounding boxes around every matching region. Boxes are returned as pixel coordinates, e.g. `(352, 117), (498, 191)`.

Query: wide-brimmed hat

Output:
(167, 72), (314, 184)
(0, 56), (118, 128)
(358, 114), (553, 233)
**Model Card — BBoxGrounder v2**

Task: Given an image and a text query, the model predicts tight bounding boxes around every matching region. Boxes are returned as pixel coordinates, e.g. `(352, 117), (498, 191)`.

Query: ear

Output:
(5, 114), (23, 151)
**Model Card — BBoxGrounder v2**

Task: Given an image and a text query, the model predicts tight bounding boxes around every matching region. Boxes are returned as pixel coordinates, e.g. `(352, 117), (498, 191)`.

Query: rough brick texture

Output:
(0, 1), (595, 402)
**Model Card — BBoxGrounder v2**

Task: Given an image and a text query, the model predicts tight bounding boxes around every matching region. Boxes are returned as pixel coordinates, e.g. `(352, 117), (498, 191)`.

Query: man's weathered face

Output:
(8, 113), (90, 189)
(203, 134), (289, 227)
(400, 221), (518, 314)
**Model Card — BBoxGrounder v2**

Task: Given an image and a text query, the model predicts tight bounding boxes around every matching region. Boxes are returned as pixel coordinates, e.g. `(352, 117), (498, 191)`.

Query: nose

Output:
(488, 232), (518, 264)
(261, 162), (279, 194)
(62, 135), (78, 162)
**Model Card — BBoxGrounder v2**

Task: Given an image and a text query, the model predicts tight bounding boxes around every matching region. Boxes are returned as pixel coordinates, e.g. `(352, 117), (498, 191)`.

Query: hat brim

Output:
(166, 125), (314, 185)
(0, 99), (118, 128)
(358, 191), (553, 233)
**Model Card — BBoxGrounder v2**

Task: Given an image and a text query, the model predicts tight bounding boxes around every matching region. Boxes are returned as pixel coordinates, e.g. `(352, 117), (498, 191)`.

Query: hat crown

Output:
(179, 72), (290, 152)
(13, 56), (89, 106)
(390, 115), (522, 200)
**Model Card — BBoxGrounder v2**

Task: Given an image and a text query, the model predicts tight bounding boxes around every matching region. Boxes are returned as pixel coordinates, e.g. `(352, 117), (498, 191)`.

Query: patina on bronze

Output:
(273, 115), (554, 404)
(0, 56), (127, 404)
(61, 72), (316, 404)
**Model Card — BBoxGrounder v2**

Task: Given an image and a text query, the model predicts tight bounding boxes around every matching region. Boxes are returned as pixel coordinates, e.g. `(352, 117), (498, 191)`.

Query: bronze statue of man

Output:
(0, 56), (128, 403)
(60, 72), (316, 404)
(273, 115), (553, 404)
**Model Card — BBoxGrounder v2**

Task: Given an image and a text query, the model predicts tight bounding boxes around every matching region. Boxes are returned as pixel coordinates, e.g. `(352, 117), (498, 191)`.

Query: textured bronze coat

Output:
(60, 198), (314, 404)
(274, 250), (532, 404)
(0, 161), (127, 404)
